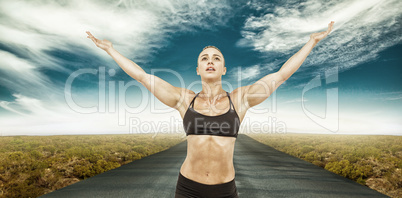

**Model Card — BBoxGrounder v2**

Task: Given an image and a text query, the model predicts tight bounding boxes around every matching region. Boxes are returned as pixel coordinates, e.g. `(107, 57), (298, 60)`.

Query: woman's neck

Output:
(199, 87), (226, 102)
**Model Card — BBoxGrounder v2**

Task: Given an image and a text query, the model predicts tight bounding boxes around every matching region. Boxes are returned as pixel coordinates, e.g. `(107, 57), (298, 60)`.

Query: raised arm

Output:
(86, 31), (186, 109)
(238, 21), (334, 109)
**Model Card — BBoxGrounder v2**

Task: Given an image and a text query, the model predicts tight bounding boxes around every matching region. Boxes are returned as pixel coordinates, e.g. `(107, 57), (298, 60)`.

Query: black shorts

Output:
(175, 172), (239, 198)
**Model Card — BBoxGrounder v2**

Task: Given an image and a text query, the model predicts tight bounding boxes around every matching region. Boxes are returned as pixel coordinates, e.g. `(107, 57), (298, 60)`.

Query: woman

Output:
(86, 21), (334, 198)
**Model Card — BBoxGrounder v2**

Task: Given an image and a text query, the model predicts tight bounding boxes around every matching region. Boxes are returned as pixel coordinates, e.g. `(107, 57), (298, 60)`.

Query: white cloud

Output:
(0, 94), (69, 120)
(240, 102), (402, 135)
(0, 0), (237, 136)
(0, 51), (61, 98)
(377, 91), (402, 101)
(0, 0), (400, 136)
(0, 101), (29, 116)
(0, 0), (233, 79)
(0, 0), (233, 91)
(0, 51), (36, 71)
(0, 0), (234, 134)
(239, 0), (402, 77)
(0, 93), (185, 136)
(0, 0), (232, 61)
(229, 60), (281, 82)
(231, 64), (261, 81)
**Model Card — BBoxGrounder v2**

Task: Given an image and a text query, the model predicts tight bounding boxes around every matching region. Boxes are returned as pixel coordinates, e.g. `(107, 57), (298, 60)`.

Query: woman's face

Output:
(197, 47), (226, 78)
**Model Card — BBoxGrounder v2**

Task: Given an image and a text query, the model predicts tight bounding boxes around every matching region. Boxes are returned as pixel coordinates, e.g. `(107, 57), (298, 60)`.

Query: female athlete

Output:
(86, 21), (334, 198)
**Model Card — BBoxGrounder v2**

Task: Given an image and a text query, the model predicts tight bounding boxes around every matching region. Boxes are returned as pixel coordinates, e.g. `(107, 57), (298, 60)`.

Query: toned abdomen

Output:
(180, 135), (236, 184)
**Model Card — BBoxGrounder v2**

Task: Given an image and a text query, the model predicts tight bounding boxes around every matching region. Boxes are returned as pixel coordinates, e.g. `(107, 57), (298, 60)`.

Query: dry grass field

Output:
(247, 133), (402, 198)
(0, 134), (185, 198)
(1, 133), (400, 197)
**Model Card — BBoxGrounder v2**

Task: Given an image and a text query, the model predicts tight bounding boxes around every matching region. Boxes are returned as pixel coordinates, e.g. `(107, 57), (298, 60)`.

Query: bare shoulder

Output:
(229, 85), (250, 100)
(176, 87), (196, 101)
(177, 87), (196, 95)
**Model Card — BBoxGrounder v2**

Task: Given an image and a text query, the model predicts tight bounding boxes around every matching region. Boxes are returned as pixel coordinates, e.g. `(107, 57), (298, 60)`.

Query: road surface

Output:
(41, 134), (388, 198)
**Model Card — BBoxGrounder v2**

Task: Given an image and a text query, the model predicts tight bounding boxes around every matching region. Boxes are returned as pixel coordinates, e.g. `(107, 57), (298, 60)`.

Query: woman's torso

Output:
(177, 91), (247, 184)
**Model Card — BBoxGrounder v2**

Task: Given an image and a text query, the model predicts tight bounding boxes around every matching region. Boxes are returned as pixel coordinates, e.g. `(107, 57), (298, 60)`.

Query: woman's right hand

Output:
(86, 31), (113, 52)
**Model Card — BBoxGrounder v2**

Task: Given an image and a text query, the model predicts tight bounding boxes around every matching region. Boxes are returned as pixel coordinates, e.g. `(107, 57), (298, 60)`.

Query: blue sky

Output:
(0, 0), (401, 136)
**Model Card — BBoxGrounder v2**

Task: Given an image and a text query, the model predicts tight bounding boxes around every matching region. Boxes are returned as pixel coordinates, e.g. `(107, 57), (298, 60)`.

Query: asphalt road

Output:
(40, 134), (388, 198)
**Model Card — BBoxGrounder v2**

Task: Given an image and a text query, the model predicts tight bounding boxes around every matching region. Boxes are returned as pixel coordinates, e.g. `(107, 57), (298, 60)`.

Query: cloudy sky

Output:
(0, 0), (401, 136)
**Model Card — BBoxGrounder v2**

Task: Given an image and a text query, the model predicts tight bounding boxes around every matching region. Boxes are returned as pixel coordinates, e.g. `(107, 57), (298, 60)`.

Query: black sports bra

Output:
(183, 92), (240, 138)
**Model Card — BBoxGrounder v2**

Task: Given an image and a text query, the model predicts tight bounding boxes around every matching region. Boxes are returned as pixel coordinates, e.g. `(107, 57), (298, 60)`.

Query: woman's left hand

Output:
(310, 21), (334, 43)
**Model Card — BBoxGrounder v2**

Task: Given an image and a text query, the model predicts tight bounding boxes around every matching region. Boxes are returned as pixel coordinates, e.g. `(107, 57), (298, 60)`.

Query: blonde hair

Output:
(202, 45), (222, 54)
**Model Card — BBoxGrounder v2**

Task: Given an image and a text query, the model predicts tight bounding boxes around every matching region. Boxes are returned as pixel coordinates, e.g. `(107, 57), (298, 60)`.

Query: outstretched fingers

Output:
(326, 21), (334, 34)
(86, 31), (98, 44)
